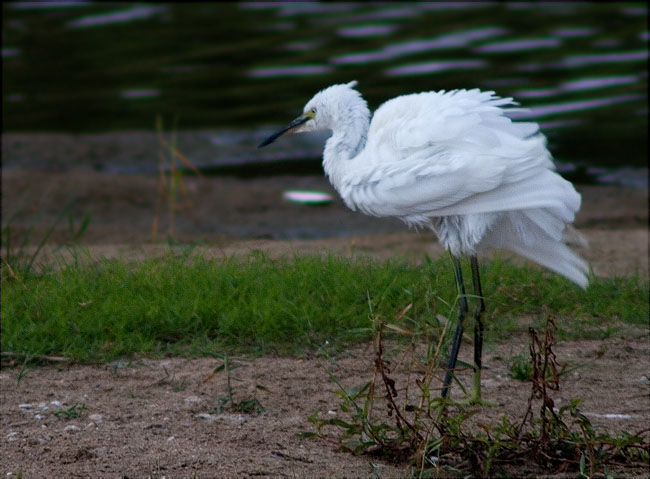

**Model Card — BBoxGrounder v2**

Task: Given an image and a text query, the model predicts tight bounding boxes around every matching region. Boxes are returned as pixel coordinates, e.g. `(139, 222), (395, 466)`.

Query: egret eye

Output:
(310, 107), (316, 115)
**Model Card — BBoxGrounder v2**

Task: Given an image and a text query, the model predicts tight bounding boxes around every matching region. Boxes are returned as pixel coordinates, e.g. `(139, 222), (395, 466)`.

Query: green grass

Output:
(53, 403), (86, 419)
(2, 251), (647, 362)
(507, 351), (534, 381)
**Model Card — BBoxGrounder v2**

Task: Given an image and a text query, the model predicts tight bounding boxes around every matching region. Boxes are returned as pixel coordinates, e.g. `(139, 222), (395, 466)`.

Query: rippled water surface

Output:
(2, 2), (648, 174)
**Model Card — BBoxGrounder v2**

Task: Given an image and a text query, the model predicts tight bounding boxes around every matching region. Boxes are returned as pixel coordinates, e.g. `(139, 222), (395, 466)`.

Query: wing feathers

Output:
(336, 88), (587, 287)
(344, 89), (573, 222)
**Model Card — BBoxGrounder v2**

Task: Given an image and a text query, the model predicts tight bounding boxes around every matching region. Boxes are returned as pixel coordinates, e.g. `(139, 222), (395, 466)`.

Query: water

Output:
(2, 2), (648, 182)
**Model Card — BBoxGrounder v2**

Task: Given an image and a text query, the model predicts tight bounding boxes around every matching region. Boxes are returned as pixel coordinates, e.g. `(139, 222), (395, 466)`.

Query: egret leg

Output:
(441, 256), (469, 398)
(470, 256), (486, 404)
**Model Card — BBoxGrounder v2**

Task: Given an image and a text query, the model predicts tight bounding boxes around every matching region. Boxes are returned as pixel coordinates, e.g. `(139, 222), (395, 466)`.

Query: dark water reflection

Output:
(2, 2), (648, 180)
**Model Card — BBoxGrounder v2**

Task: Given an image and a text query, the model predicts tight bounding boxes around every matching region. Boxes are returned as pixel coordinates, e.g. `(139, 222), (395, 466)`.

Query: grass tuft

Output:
(507, 352), (533, 381)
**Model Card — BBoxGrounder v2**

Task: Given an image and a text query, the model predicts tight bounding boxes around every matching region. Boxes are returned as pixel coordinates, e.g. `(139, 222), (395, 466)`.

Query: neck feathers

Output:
(322, 98), (370, 187)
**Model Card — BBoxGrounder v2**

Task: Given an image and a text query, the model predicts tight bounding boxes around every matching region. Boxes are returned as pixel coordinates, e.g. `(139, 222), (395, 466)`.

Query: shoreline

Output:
(3, 170), (647, 279)
(2, 132), (647, 188)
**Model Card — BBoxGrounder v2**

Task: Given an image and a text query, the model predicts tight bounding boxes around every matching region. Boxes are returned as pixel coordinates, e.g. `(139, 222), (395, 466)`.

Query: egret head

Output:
(258, 80), (362, 147)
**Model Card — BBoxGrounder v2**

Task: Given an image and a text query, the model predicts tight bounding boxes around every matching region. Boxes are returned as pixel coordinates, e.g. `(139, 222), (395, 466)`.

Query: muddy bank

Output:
(2, 171), (647, 279)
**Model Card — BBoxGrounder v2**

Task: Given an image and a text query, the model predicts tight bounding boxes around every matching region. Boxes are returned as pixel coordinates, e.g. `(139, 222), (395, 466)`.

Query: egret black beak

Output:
(258, 113), (312, 148)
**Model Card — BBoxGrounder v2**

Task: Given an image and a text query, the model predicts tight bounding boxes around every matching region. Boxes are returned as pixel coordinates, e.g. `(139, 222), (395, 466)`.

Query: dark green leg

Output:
(441, 255), (469, 398)
(470, 256), (486, 403)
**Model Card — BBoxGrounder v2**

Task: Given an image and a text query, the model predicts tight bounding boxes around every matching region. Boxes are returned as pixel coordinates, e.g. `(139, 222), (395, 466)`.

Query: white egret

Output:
(259, 81), (588, 403)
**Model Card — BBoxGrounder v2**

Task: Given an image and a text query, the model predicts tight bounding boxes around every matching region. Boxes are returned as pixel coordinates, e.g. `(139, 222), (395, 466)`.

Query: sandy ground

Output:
(1, 337), (648, 478)
(1, 170), (649, 477)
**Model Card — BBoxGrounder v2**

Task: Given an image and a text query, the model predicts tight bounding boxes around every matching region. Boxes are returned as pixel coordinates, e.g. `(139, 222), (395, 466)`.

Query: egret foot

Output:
(465, 368), (497, 406)
(441, 396), (497, 408)
(453, 397), (498, 407)
(442, 369), (497, 407)
(462, 396), (498, 407)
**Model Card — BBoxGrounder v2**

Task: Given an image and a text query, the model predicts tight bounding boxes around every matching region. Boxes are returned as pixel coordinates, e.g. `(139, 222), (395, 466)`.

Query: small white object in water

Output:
(282, 190), (333, 205)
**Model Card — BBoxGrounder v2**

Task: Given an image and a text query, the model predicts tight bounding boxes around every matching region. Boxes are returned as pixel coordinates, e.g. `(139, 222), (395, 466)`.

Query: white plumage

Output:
(260, 80), (588, 289)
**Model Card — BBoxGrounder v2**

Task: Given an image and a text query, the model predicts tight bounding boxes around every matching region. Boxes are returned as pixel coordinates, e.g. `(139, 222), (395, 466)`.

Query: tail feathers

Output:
(563, 224), (589, 248)
(506, 237), (589, 289)
(522, 208), (565, 243)
(482, 211), (589, 288)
